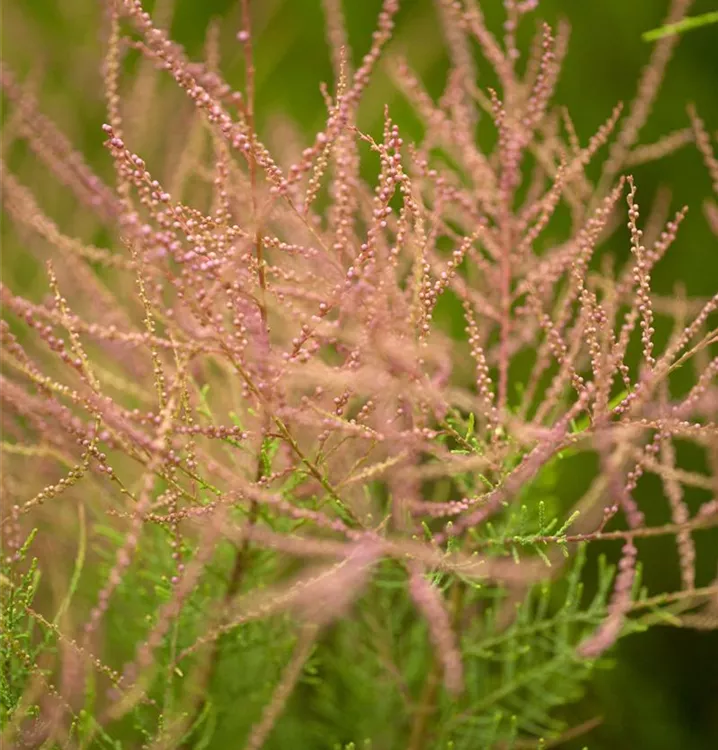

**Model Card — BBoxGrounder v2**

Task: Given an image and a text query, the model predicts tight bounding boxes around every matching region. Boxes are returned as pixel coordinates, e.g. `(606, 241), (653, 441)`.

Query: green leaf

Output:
(260, 436), (280, 476)
(643, 11), (718, 42)
(197, 383), (213, 419)
(556, 511), (580, 537)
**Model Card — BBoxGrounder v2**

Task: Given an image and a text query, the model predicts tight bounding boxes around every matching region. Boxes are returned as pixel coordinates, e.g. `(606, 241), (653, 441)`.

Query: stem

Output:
(181, 9), (270, 741)
(498, 239), (511, 414)
(179, 472), (261, 748)
(497, 176), (514, 415)
(240, 0), (267, 327)
(407, 579), (466, 750)
(407, 659), (441, 750)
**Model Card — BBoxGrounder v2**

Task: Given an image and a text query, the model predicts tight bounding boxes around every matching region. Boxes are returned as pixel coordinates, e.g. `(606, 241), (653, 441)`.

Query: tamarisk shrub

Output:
(1, 0), (717, 748)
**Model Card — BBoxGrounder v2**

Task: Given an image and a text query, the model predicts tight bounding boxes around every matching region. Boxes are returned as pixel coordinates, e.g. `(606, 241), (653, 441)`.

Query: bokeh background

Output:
(2, 1), (718, 747)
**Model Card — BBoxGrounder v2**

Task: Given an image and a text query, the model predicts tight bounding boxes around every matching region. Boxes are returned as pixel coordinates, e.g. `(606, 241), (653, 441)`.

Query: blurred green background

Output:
(2, 0), (718, 747)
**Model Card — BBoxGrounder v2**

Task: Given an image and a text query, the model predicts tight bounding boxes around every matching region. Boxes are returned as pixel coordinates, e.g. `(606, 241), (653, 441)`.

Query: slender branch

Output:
(407, 579), (466, 750)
